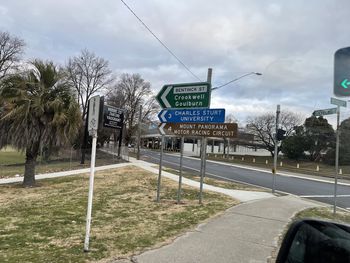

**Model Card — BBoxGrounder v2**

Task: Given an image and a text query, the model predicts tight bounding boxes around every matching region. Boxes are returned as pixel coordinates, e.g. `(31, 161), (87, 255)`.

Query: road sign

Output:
(158, 123), (238, 138)
(158, 108), (225, 123)
(312, 108), (337, 116)
(334, 47), (350, 96)
(88, 95), (100, 132)
(331, 97), (347, 107)
(156, 82), (211, 109)
(103, 105), (124, 129)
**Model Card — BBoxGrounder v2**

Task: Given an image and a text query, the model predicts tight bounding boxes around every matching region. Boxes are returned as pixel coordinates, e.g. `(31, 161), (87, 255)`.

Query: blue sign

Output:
(158, 108), (225, 123)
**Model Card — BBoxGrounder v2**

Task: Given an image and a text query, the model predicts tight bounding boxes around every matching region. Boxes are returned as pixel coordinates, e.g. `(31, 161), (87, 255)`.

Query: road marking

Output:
(300, 194), (350, 198)
(160, 152), (350, 187)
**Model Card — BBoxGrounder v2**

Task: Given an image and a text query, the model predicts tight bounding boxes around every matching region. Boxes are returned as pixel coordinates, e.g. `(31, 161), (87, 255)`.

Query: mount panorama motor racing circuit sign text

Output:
(156, 82), (211, 109)
(158, 123), (238, 138)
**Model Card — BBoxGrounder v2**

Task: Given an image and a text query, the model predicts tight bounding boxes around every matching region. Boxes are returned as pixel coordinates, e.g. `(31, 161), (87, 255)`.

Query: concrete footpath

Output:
(114, 196), (318, 263)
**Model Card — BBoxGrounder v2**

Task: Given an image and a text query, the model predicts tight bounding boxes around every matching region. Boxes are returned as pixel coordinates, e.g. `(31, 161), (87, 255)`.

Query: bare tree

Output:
(246, 111), (302, 156)
(66, 49), (114, 120)
(107, 73), (158, 143)
(0, 31), (25, 80)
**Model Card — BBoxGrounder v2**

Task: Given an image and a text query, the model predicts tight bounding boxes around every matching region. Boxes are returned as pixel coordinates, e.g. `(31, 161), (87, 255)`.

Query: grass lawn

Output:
(0, 150), (123, 179)
(0, 166), (237, 263)
(0, 147), (25, 165)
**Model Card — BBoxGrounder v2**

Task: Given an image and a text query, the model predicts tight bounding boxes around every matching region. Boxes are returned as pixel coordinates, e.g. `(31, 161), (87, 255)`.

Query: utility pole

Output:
(199, 68), (212, 204)
(137, 105), (142, 160)
(272, 104), (280, 194)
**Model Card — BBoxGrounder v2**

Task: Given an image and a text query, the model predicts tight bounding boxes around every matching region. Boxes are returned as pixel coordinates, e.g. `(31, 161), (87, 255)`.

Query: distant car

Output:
(128, 144), (135, 148)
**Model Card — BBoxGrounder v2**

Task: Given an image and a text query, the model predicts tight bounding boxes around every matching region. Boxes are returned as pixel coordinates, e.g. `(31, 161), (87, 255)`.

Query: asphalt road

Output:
(140, 149), (350, 210)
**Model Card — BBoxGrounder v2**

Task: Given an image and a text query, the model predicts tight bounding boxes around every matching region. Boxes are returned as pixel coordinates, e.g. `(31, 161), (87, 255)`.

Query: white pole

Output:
(273, 105), (280, 194)
(84, 133), (98, 252)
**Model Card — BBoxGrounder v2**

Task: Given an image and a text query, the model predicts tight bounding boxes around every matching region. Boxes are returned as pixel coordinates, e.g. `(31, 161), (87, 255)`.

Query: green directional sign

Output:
(312, 107), (337, 116)
(156, 82), (211, 109)
(334, 47), (350, 96)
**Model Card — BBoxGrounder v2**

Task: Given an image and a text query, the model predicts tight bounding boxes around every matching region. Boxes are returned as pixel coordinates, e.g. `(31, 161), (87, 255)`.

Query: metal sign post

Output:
(156, 135), (164, 202)
(199, 68), (212, 204)
(334, 106), (340, 214)
(177, 136), (185, 204)
(272, 105), (280, 194)
(329, 97), (347, 214)
(84, 95), (100, 252)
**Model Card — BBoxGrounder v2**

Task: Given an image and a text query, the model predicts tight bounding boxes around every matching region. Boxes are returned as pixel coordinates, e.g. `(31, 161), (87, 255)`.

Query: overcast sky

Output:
(1, 0), (350, 126)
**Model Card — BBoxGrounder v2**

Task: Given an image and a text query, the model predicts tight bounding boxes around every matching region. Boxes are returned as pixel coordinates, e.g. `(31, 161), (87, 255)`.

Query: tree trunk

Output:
(23, 147), (39, 187)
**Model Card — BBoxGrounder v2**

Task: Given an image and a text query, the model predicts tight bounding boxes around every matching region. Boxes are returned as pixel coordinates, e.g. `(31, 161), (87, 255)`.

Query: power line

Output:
(119, 0), (202, 82)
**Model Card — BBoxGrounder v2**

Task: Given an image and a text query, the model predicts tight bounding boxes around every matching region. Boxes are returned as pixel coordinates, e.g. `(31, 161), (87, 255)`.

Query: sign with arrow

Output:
(158, 123), (238, 138)
(341, 79), (350, 89)
(158, 108), (225, 123)
(156, 82), (211, 109)
(313, 108), (337, 116)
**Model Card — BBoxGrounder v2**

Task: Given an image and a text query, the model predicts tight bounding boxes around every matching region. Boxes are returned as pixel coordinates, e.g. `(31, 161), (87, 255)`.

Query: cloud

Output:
(1, 0), (350, 126)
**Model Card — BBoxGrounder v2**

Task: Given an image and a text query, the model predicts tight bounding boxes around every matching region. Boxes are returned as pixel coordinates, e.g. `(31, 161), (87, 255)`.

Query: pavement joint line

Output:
(230, 211), (287, 223)
(160, 152), (350, 187)
(229, 237), (276, 249)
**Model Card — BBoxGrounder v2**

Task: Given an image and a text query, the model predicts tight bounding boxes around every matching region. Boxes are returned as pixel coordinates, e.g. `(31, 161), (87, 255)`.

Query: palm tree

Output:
(0, 60), (81, 187)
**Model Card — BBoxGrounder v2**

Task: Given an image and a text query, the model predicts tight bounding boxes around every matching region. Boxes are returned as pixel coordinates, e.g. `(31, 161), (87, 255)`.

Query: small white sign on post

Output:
(88, 95), (100, 134)
(84, 95), (100, 252)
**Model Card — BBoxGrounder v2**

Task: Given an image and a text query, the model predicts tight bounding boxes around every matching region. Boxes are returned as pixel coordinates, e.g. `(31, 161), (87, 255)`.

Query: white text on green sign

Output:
(156, 82), (211, 109)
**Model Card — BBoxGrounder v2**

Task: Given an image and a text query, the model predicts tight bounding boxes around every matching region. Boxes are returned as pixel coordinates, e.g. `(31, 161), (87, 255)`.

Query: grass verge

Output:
(294, 206), (350, 225)
(0, 165), (237, 263)
(0, 150), (124, 179)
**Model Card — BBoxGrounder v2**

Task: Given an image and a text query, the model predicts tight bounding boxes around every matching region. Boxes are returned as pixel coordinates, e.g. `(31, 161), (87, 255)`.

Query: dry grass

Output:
(0, 165), (237, 263)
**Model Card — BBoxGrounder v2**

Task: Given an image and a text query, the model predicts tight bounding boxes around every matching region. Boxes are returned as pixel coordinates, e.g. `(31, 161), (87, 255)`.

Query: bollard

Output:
(242, 157), (245, 161)
(253, 158), (256, 163)
(316, 165), (319, 172)
(297, 163), (299, 169)
(280, 161), (283, 167)
(215, 154), (217, 158)
(339, 168), (343, 175)
(266, 160), (268, 164)
(232, 156), (234, 160)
